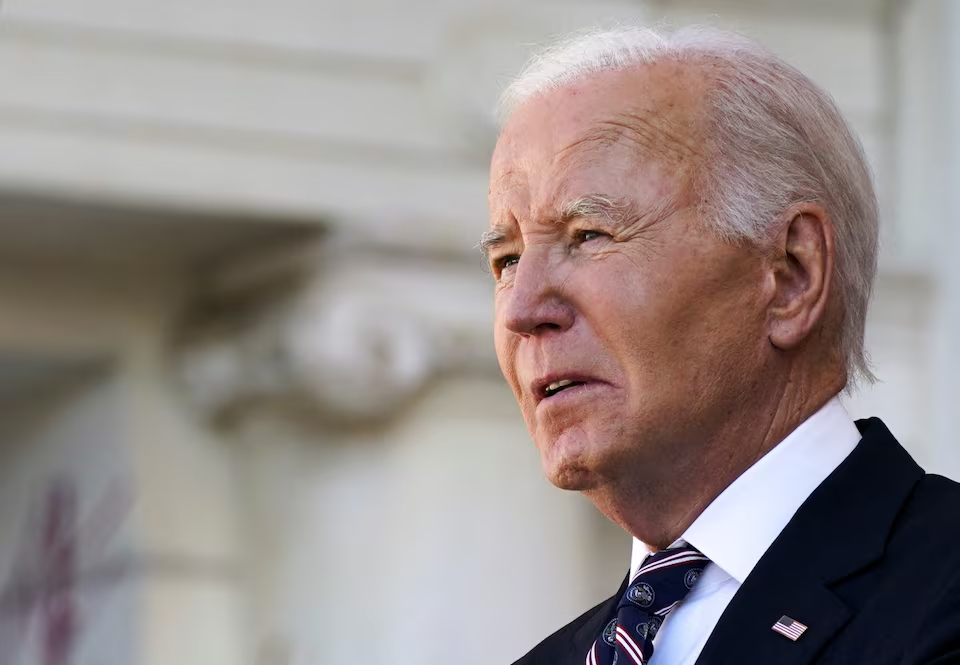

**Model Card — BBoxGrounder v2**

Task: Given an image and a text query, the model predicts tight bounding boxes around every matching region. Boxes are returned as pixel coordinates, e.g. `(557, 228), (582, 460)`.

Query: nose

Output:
(499, 249), (575, 336)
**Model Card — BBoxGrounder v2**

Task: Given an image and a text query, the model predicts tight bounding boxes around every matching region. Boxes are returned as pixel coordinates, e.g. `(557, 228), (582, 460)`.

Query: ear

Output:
(767, 204), (835, 351)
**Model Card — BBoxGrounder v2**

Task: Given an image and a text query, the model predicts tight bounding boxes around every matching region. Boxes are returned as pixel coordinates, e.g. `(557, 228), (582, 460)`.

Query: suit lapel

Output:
(694, 554), (852, 665)
(695, 418), (923, 665)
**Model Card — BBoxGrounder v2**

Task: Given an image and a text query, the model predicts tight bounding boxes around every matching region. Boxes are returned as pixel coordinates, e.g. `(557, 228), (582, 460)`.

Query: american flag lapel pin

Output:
(772, 615), (808, 641)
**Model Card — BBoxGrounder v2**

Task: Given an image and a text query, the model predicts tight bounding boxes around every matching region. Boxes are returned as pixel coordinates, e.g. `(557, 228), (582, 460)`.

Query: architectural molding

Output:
(2, 1), (440, 63)
(177, 234), (497, 425)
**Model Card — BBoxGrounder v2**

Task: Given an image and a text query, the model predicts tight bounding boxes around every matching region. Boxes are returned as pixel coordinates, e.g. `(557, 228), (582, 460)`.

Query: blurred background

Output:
(0, 0), (957, 664)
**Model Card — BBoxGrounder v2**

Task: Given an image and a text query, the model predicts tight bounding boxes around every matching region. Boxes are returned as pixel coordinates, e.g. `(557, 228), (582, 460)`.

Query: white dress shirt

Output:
(628, 396), (862, 665)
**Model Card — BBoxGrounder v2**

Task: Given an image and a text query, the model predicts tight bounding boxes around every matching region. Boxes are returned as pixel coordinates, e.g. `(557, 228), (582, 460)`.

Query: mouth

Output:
(534, 376), (594, 402)
(543, 379), (587, 397)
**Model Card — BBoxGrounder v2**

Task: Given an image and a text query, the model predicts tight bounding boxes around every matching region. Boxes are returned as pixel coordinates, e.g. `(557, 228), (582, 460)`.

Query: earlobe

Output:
(768, 205), (834, 351)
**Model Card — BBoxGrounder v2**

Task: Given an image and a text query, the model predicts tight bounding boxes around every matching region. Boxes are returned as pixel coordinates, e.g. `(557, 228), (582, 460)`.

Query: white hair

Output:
(499, 25), (879, 387)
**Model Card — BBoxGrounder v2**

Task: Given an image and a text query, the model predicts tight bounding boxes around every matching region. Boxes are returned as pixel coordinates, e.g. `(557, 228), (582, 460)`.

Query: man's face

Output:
(487, 63), (770, 493)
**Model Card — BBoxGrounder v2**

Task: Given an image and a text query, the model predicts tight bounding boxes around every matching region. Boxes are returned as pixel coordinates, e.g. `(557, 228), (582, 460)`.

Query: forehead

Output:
(489, 61), (710, 207)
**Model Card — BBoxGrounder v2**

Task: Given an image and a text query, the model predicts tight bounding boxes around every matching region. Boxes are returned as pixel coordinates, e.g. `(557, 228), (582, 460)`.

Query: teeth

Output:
(547, 379), (574, 393)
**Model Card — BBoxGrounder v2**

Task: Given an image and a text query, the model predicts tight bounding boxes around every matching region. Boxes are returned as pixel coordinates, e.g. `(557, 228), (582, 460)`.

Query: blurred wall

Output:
(0, 1), (956, 665)
(0, 372), (137, 665)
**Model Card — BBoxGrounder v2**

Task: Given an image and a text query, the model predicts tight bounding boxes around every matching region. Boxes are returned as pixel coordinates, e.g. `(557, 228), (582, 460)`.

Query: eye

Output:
(576, 229), (609, 243)
(493, 254), (520, 278)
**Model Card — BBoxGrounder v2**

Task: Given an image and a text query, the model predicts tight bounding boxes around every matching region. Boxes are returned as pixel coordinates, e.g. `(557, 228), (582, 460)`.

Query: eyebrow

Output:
(479, 227), (509, 260)
(479, 193), (640, 259)
(559, 193), (638, 223)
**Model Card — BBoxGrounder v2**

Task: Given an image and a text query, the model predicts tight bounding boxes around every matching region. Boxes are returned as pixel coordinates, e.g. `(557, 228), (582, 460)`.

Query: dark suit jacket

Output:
(513, 418), (960, 665)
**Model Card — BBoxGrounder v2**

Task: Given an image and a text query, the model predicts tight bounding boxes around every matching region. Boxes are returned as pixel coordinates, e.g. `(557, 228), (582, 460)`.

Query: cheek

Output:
(493, 317), (518, 384)
(575, 266), (663, 351)
(575, 261), (725, 383)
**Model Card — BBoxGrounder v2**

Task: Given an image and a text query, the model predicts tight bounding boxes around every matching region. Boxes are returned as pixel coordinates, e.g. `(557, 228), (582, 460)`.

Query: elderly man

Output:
(484, 25), (960, 665)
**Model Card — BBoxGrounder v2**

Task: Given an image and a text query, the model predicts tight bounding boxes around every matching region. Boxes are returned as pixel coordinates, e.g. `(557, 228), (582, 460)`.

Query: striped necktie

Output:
(587, 543), (708, 665)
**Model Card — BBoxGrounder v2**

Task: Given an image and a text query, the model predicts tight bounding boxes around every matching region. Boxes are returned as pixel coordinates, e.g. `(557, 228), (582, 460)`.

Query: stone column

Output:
(930, 0), (960, 479)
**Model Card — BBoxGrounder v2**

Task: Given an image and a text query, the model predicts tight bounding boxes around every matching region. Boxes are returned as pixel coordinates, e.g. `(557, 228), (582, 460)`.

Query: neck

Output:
(586, 367), (845, 550)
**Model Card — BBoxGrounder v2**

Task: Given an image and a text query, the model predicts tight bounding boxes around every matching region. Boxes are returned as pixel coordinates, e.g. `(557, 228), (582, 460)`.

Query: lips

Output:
(532, 374), (602, 402)
(544, 379), (586, 397)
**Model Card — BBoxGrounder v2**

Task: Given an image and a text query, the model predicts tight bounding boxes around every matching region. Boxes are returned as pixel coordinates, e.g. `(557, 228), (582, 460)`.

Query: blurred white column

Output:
(931, 0), (960, 478)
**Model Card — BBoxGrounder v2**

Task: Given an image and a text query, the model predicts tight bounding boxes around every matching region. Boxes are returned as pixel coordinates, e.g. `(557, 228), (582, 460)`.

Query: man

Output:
(483, 25), (960, 665)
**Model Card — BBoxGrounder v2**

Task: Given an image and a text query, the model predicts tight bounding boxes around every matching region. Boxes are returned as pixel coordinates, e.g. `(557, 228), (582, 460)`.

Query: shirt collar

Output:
(630, 396), (862, 583)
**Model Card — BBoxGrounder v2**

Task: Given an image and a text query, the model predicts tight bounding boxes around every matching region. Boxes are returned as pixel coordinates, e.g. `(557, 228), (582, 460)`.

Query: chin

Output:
(538, 434), (601, 491)
(546, 465), (596, 491)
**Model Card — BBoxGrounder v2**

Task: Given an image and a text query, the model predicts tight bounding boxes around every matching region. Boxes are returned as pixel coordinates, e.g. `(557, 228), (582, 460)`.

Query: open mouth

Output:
(543, 379), (587, 398)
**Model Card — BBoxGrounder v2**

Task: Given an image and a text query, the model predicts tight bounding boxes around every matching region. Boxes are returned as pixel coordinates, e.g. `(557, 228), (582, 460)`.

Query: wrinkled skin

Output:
(487, 62), (844, 547)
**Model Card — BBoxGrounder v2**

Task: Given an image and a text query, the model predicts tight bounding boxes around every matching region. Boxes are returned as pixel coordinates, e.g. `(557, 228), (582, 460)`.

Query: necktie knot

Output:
(588, 543), (709, 665)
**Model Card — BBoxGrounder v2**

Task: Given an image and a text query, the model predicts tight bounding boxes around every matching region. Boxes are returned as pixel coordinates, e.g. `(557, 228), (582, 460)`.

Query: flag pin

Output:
(772, 615), (808, 641)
